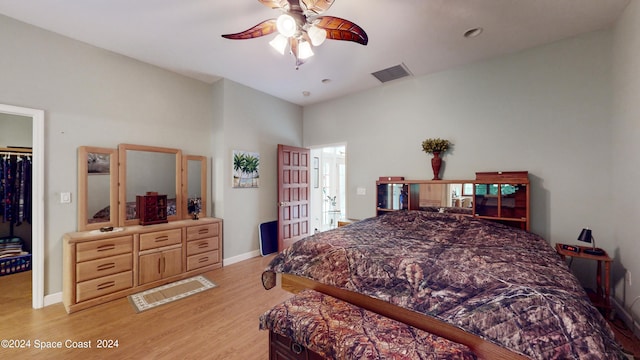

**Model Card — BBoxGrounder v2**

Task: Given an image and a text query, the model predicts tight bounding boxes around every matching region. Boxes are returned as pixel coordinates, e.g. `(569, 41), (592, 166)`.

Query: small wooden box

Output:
(378, 176), (405, 181)
(136, 193), (168, 225)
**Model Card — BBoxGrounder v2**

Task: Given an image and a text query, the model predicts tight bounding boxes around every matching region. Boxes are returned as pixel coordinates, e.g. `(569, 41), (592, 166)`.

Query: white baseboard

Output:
(223, 250), (260, 266)
(44, 292), (62, 307)
(611, 297), (640, 338)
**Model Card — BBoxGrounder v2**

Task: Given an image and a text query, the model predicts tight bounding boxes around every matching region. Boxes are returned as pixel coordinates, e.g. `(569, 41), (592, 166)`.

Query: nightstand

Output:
(556, 243), (612, 315)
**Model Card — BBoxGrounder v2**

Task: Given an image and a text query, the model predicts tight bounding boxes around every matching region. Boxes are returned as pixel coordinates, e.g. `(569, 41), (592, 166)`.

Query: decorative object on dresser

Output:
(136, 192), (168, 225)
(182, 154), (207, 220)
(577, 228), (605, 255)
(421, 138), (451, 180)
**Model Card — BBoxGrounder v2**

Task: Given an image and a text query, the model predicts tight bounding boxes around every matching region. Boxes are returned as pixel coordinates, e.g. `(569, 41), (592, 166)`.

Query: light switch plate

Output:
(356, 187), (366, 195)
(60, 192), (71, 204)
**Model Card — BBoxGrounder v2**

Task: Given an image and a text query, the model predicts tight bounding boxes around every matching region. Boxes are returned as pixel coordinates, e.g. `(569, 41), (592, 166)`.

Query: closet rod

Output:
(0, 147), (32, 155)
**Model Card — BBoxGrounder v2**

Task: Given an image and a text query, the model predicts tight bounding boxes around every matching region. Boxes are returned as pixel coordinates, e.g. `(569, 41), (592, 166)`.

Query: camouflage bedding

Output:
(263, 210), (625, 359)
(260, 289), (477, 359)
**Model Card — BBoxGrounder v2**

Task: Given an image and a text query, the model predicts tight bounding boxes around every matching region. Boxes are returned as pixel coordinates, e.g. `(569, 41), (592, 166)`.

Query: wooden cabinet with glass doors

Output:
(473, 171), (530, 231)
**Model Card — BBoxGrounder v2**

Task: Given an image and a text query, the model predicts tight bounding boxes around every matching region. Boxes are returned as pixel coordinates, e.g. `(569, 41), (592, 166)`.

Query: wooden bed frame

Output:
(280, 273), (529, 360)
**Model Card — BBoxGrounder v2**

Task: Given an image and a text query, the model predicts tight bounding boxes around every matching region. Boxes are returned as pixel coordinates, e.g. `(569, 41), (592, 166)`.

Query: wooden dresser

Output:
(63, 217), (222, 313)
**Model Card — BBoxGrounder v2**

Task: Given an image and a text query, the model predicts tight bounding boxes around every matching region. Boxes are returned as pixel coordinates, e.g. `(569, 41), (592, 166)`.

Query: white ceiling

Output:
(0, 0), (630, 106)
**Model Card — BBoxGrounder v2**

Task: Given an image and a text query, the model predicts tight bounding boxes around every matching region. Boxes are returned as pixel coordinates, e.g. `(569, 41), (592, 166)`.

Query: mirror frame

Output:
(118, 143), (182, 226)
(77, 146), (119, 231)
(182, 155), (207, 219)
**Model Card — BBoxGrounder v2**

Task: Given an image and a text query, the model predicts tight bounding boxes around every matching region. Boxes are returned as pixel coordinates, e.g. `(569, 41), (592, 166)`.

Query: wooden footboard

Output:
(281, 273), (529, 360)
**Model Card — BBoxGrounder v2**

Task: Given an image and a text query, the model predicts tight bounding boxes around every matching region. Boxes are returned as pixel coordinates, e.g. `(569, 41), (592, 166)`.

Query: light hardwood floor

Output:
(0, 254), (292, 359)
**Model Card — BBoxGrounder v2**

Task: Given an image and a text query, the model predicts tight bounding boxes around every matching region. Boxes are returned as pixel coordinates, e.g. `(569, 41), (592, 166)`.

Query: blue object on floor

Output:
(259, 220), (278, 256)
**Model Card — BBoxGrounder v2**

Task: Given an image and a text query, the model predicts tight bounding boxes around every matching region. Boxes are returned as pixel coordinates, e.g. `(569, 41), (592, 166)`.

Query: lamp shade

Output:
(269, 34), (288, 55)
(307, 25), (327, 46)
(276, 14), (297, 38)
(577, 228), (605, 256)
(298, 40), (314, 59)
(577, 228), (592, 244)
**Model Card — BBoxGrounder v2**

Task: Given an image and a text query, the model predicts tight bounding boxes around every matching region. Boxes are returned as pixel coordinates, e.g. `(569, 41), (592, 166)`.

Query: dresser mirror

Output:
(182, 155), (207, 219)
(118, 144), (182, 226)
(77, 146), (118, 231)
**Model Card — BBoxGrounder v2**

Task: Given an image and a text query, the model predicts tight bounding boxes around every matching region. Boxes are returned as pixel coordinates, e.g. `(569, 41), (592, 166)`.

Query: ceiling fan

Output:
(222, 0), (368, 68)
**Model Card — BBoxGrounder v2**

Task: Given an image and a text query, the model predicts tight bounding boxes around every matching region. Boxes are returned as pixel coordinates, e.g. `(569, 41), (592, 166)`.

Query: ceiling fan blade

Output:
(221, 19), (277, 40)
(315, 16), (368, 45)
(300, 0), (334, 15)
(258, 0), (290, 10)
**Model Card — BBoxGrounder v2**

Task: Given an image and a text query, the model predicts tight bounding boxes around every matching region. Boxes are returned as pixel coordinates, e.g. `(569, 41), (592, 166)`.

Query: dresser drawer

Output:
(186, 237), (219, 256)
(187, 250), (219, 271)
(186, 223), (219, 241)
(76, 236), (133, 263)
(76, 253), (133, 283)
(139, 229), (182, 251)
(76, 271), (133, 302)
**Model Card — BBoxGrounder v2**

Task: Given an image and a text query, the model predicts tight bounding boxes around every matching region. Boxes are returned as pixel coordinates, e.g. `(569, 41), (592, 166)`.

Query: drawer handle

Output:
(198, 229), (209, 235)
(198, 257), (209, 263)
(96, 281), (116, 290)
(158, 258), (167, 274)
(291, 343), (304, 355)
(97, 263), (116, 271)
(198, 242), (208, 249)
(154, 235), (169, 242)
(97, 244), (116, 252)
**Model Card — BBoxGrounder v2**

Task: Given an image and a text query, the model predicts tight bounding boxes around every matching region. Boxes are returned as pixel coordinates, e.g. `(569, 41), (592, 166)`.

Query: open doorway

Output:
(0, 104), (44, 309)
(310, 144), (346, 233)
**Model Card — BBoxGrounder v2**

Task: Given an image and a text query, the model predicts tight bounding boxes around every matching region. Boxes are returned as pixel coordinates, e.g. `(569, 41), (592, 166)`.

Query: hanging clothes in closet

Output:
(0, 153), (32, 230)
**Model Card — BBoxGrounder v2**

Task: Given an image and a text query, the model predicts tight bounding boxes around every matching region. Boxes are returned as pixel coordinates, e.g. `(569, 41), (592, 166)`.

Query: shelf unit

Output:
(375, 172), (530, 232)
(473, 171), (530, 231)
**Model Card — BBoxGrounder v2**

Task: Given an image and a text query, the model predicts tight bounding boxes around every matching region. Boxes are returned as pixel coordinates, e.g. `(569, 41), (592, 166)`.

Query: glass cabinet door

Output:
(500, 183), (527, 219)
(475, 183), (527, 220)
(377, 183), (407, 210)
(474, 183), (499, 217)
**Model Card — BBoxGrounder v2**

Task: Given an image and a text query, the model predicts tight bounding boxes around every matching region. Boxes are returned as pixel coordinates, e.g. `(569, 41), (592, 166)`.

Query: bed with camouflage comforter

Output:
(262, 210), (625, 359)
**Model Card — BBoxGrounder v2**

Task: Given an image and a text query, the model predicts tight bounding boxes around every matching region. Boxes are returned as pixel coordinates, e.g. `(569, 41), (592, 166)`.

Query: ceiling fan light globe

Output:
(276, 14), (297, 37)
(298, 40), (314, 59)
(308, 25), (327, 46)
(269, 34), (288, 55)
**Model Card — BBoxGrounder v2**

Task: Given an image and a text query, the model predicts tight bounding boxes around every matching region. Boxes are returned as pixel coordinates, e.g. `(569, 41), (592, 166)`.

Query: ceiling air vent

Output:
(371, 63), (413, 83)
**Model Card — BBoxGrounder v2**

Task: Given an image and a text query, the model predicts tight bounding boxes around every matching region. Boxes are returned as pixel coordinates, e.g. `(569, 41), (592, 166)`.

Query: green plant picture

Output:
(233, 150), (260, 188)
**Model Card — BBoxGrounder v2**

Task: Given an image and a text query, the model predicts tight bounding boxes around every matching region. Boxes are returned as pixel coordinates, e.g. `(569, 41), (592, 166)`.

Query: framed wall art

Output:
(232, 150), (260, 188)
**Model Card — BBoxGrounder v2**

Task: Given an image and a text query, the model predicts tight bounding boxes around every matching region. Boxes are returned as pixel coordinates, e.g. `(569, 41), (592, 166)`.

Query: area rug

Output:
(128, 275), (217, 313)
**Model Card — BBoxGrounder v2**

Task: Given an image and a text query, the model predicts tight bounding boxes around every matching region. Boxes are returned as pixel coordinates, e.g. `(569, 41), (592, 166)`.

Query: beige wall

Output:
(0, 14), (303, 297)
(612, 0), (640, 322)
(304, 29), (613, 244)
(212, 79), (302, 260)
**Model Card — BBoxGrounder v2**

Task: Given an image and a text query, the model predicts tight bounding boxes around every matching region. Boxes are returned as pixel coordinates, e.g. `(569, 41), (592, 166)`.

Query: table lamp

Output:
(577, 228), (605, 256)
